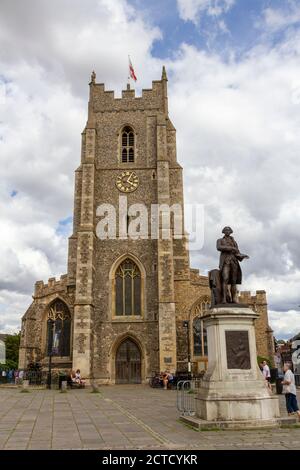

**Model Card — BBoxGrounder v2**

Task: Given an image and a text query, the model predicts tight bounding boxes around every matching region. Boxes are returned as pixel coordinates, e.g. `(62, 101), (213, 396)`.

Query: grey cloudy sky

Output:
(1, 0), (300, 339)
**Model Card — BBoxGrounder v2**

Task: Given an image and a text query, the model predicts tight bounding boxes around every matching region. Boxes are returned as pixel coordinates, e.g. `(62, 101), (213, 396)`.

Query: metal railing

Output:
(22, 370), (50, 386)
(0, 370), (65, 389)
(176, 379), (201, 416)
(26, 370), (62, 388)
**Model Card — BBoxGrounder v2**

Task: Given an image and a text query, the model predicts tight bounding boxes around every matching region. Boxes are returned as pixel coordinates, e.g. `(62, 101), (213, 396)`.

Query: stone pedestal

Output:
(195, 306), (280, 428)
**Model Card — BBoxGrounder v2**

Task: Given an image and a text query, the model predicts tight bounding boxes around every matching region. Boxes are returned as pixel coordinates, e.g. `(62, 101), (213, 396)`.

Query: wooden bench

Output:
(66, 378), (85, 389)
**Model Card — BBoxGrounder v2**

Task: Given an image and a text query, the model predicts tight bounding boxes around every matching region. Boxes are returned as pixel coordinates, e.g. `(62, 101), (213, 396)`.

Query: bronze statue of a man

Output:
(217, 227), (249, 304)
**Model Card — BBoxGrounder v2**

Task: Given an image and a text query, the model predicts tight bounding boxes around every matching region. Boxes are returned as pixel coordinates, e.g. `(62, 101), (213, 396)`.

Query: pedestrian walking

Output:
(262, 360), (272, 390)
(282, 362), (300, 420)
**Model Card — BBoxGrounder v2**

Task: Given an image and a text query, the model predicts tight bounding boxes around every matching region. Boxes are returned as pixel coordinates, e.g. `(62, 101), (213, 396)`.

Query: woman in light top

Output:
(75, 369), (86, 387)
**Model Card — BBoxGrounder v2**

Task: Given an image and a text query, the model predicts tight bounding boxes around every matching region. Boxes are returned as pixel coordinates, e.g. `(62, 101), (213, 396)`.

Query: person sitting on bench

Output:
(67, 369), (85, 388)
(162, 370), (173, 389)
(66, 369), (74, 387)
(75, 369), (86, 387)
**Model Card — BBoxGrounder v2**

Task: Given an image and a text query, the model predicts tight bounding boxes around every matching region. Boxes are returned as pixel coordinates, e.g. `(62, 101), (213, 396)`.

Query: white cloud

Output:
(0, 64), (83, 300)
(269, 310), (300, 341)
(0, 290), (32, 333)
(244, 272), (300, 312)
(177, 0), (235, 23)
(0, 0), (161, 95)
(262, 1), (300, 33)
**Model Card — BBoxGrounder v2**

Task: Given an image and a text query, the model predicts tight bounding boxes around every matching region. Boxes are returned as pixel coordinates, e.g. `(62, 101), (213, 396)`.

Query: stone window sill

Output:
(112, 316), (144, 322)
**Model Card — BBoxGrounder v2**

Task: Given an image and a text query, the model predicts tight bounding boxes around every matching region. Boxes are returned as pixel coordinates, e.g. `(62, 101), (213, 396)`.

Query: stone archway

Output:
(115, 338), (141, 384)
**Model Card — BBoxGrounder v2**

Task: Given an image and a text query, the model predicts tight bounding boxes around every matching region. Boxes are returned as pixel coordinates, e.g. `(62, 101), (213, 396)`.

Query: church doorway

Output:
(115, 338), (141, 384)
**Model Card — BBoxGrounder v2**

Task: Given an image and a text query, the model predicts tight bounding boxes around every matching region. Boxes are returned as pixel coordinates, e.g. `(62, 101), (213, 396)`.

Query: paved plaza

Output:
(0, 385), (300, 450)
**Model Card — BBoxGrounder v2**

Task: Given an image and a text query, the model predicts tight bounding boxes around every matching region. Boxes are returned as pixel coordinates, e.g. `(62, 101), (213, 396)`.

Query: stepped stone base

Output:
(181, 414), (299, 430)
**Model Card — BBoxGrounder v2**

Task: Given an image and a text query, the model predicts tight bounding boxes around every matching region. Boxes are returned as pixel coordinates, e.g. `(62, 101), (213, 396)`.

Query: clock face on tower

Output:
(116, 171), (139, 193)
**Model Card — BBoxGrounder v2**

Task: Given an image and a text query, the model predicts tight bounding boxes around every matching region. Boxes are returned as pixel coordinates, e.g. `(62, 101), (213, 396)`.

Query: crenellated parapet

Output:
(190, 268), (210, 287)
(34, 274), (68, 299)
(90, 81), (166, 114)
(238, 290), (267, 307)
(88, 67), (168, 118)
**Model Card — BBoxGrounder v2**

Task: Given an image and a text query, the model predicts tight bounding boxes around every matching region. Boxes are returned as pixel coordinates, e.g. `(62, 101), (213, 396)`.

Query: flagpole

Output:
(127, 55), (131, 89)
(128, 54), (137, 88)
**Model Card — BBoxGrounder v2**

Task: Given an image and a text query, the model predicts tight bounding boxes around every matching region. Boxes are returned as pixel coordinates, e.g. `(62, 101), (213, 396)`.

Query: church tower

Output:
(19, 70), (275, 383)
(68, 67), (190, 382)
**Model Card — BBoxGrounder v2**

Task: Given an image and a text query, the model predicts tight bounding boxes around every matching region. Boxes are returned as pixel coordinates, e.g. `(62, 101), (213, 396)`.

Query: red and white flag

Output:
(128, 56), (137, 82)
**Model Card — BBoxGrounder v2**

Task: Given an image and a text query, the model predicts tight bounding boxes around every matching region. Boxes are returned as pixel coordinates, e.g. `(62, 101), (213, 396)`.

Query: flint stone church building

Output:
(19, 68), (274, 383)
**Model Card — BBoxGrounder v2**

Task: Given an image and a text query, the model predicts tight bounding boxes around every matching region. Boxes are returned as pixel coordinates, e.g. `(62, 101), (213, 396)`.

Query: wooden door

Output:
(116, 339), (141, 384)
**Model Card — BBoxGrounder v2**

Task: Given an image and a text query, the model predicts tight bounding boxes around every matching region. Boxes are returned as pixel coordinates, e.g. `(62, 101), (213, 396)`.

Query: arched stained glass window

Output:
(121, 126), (135, 163)
(193, 317), (208, 357)
(192, 299), (210, 357)
(46, 300), (71, 357)
(115, 259), (141, 316)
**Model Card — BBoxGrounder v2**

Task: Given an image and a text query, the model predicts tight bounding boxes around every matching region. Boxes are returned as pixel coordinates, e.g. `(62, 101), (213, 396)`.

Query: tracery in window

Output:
(46, 300), (71, 356)
(115, 258), (141, 316)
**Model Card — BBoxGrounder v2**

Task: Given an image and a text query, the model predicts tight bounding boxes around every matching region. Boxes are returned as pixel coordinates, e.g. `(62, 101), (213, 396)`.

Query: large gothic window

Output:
(121, 126), (135, 163)
(115, 259), (141, 316)
(46, 300), (71, 357)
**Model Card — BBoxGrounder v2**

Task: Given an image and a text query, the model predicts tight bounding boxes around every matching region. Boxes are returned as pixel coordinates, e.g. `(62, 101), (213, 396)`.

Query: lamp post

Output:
(183, 320), (191, 379)
(47, 319), (54, 389)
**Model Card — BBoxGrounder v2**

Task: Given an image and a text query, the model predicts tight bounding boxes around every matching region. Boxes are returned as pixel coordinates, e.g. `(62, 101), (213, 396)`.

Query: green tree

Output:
(4, 333), (20, 369)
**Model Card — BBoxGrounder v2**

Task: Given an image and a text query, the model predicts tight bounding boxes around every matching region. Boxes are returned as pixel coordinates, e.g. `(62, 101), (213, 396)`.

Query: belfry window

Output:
(46, 300), (71, 357)
(121, 126), (135, 163)
(115, 258), (141, 315)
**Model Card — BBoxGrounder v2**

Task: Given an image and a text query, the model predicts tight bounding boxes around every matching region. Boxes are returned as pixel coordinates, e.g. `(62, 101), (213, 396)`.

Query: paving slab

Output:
(0, 385), (300, 449)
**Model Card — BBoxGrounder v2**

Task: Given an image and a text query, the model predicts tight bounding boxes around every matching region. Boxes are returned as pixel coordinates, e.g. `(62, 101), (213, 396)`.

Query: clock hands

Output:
(126, 173), (134, 186)
(126, 173), (138, 188)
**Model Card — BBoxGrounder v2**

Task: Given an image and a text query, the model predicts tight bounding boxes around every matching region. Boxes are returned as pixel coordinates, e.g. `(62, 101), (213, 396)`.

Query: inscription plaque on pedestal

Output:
(225, 330), (251, 369)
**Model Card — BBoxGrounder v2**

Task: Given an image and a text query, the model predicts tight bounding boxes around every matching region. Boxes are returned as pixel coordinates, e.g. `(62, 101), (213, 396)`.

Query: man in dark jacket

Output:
(217, 227), (249, 304)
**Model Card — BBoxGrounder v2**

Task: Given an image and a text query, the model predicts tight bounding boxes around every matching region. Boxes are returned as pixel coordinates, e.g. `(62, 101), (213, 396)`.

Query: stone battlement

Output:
(189, 268), (211, 286)
(34, 274), (68, 297)
(238, 290), (267, 305)
(91, 82), (165, 113)
(90, 69), (167, 114)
